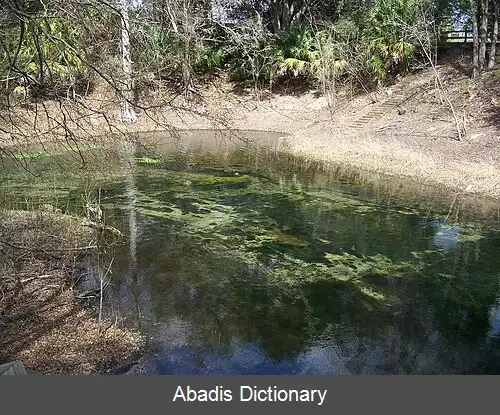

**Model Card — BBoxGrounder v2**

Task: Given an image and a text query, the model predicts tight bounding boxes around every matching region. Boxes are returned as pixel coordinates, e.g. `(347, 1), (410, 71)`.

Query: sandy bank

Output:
(1, 64), (499, 201)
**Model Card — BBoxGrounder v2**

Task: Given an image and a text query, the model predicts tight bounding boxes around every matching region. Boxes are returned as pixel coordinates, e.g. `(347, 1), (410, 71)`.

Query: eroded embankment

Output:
(285, 128), (500, 203)
(1, 64), (499, 201)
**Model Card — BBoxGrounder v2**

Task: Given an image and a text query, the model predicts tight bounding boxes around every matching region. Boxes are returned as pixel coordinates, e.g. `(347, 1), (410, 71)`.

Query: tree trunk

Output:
(471, 0), (480, 79)
(118, 0), (137, 123)
(268, 0), (307, 33)
(269, 1), (281, 33)
(479, 0), (489, 71)
(181, 2), (193, 105)
(488, 0), (499, 69)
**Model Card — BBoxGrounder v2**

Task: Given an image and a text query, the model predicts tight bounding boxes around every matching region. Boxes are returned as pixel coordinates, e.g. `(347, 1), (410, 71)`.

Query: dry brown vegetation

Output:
(147, 57), (500, 201)
(0, 210), (144, 374)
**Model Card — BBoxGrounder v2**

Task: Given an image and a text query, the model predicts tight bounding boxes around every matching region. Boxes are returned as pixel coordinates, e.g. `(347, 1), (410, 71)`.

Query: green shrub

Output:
(1, 18), (87, 94)
(195, 44), (231, 73)
(273, 25), (318, 78)
(364, 0), (429, 81)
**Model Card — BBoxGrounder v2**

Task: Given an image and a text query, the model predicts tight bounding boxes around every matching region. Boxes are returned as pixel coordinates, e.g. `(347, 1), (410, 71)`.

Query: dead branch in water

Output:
(82, 219), (122, 237)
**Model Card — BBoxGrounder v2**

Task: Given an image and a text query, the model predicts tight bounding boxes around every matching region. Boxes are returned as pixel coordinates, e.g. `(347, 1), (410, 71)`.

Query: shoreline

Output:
(1, 64), (499, 204)
(0, 210), (145, 375)
(284, 134), (500, 205)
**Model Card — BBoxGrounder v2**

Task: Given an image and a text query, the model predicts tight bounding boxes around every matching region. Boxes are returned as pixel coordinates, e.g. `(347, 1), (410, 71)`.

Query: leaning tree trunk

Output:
(479, 0), (489, 71)
(118, 0), (137, 123)
(471, 0), (480, 79)
(488, 0), (499, 69)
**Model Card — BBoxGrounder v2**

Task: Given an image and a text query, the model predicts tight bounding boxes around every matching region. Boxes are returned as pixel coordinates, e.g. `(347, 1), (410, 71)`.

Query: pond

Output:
(1, 130), (500, 374)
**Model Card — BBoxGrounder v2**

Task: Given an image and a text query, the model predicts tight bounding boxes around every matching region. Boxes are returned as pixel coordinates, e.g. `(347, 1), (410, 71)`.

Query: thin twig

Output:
(98, 257), (114, 336)
(0, 239), (97, 252)
(20, 274), (53, 284)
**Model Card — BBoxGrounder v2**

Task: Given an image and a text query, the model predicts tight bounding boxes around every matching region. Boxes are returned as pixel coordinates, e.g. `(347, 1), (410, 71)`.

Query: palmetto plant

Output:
(365, 0), (425, 81)
(273, 24), (318, 78)
(195, 42), (231, 72)
(18, 19), (84, 84)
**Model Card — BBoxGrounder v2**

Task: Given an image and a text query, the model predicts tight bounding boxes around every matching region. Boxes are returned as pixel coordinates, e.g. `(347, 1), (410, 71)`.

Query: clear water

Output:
(1, 131), (500, 374)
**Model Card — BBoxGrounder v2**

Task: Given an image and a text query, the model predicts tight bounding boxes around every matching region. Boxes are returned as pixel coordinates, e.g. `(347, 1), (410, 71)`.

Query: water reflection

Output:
(97, 136), (500, 375)
(431, 222), (461, 251)
(488, 306), (500, 339)
(1, 131), (499, 374)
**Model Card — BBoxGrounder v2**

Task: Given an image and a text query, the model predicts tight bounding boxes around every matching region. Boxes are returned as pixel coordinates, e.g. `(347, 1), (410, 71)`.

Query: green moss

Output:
(276, 231), (309, 246)
(11, 150), (55, 159)
(458, 233), (485, 242)
(457, 224), (487, 242)
(136, 156), (161, 164)
(70, 144), (103, 152)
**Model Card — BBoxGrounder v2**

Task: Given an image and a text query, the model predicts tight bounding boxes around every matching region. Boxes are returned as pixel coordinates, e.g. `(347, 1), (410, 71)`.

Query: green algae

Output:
(11, 150), (55, 159)
(1, 139), (500, 373)
(136, 156), (161, 164)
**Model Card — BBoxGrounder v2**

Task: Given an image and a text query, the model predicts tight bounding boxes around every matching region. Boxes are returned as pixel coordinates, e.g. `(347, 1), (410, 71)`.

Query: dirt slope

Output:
(1, 55), (499, 200)
(195, 63), (500, 200)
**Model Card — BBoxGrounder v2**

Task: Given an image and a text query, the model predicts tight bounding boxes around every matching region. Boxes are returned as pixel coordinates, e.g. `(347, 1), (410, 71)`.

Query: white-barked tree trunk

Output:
(118, 0), (138, 123)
